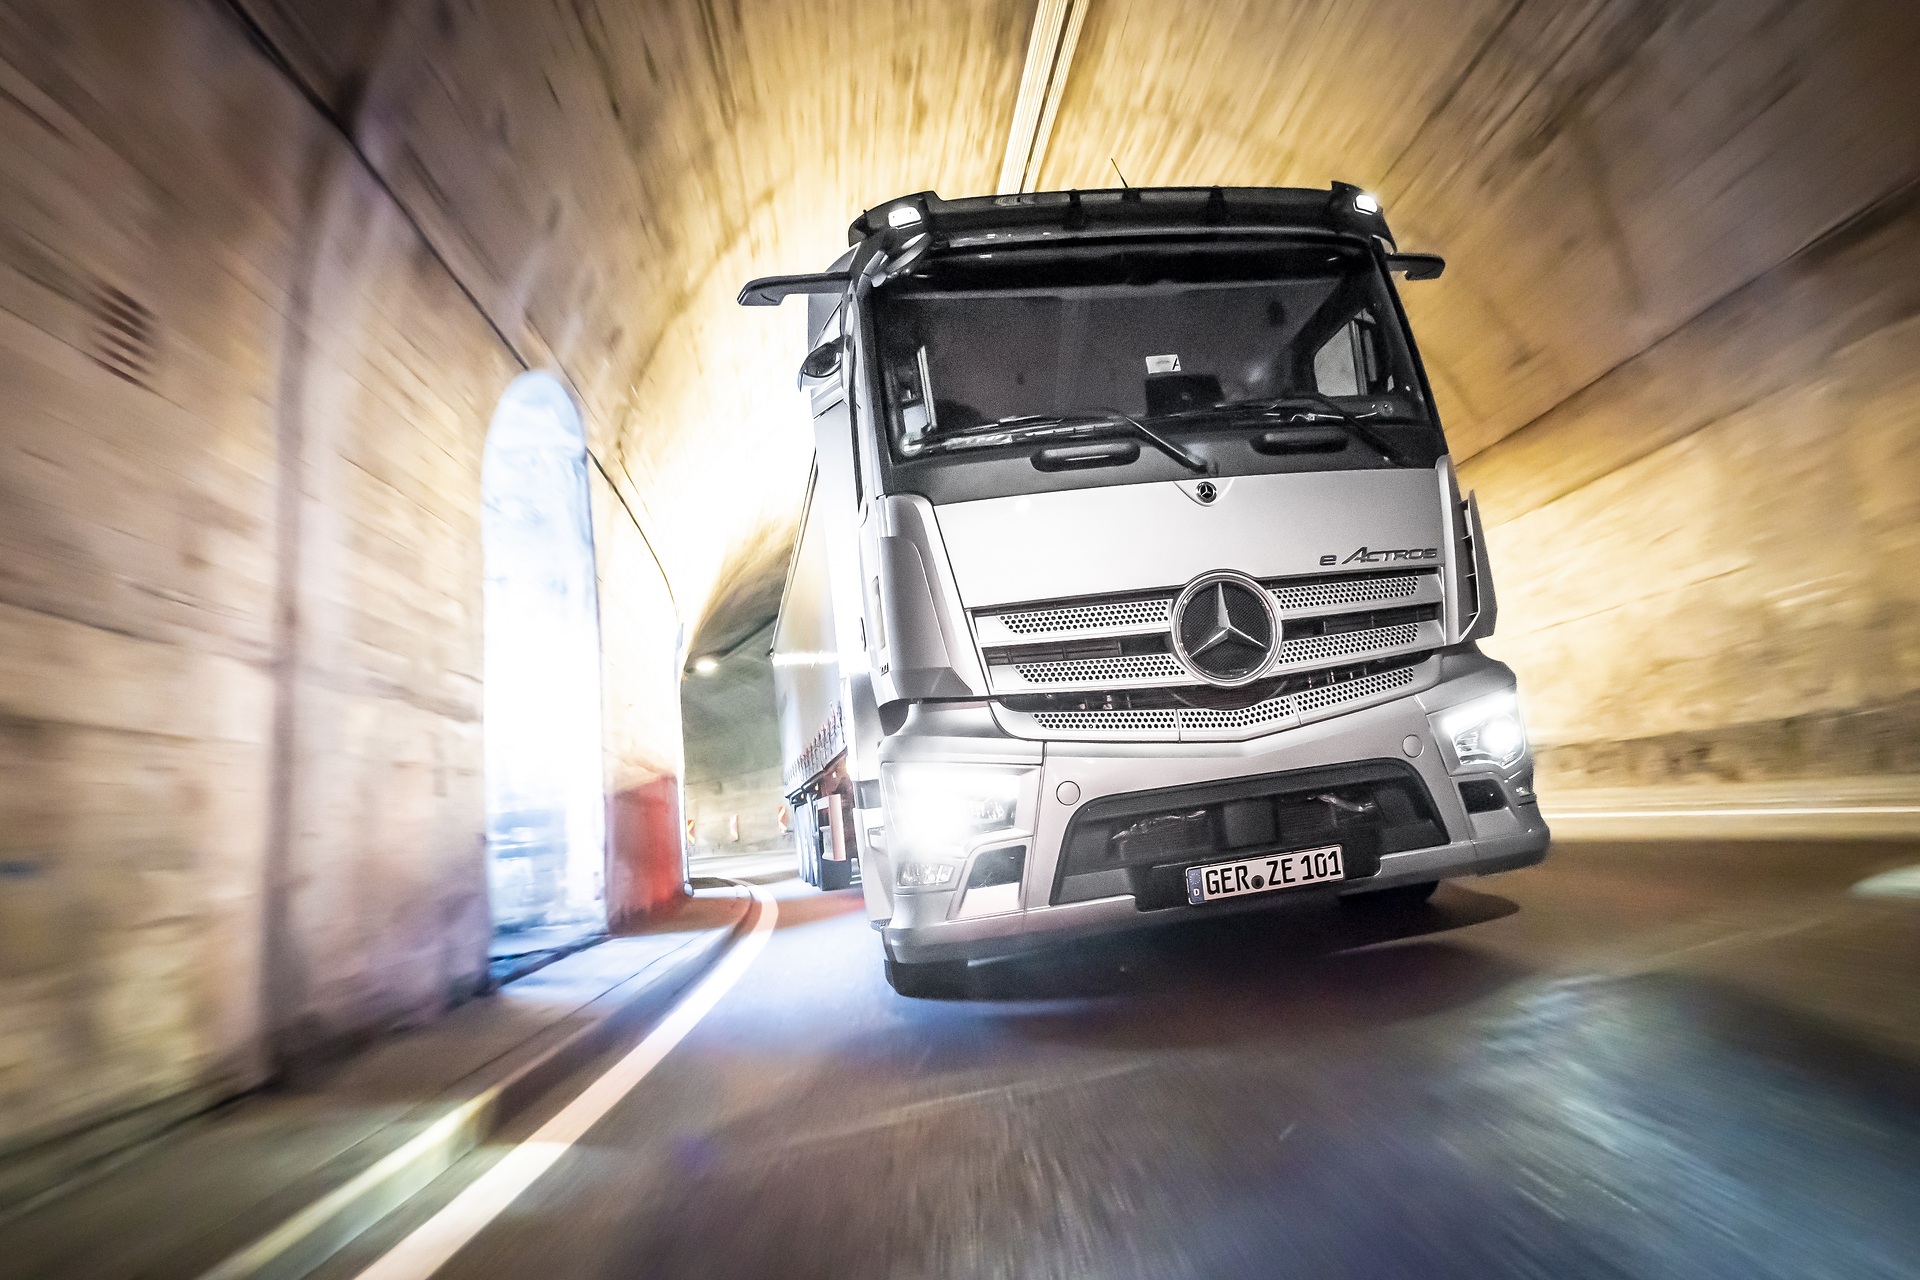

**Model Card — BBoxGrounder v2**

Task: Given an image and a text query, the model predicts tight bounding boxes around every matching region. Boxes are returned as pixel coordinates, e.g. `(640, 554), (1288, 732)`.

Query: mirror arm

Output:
(1385, 252), (1446, 281)
(737, 271), (854, 307)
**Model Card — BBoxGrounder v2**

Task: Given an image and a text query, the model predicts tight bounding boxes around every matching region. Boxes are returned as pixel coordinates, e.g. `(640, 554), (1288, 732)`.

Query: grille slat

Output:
(1278, 621), (1421, 667)
(1295, 663), (1417, 714)
(1176, 696), (1295, 731)
(991, 596), (1172, 637)
(1033, 707), (1178, 731)
(1012, 653), (1186, 685)
(997, 656), (1433, 740)
(1268, 574), (1422, 614)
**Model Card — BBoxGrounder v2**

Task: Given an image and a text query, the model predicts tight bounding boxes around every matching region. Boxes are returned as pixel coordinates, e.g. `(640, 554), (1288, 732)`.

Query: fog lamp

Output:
(1438, 692), (1529, 769)
(881, 763), (1030, 873)
(895, 861), (957, 889)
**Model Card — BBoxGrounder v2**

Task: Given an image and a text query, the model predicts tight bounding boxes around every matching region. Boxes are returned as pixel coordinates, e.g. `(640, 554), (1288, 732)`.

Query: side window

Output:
(1313, 324), (1360, 396)
(888, 344), (937, 453)
(1312, 309), (1391, 397)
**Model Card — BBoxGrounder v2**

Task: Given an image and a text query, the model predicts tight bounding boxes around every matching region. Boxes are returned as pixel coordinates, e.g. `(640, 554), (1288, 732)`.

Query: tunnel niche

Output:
(482, 372), (608, 944)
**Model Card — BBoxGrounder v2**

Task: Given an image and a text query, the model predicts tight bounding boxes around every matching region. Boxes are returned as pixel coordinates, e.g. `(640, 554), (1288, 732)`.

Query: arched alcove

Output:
(482, 372), (606, 945)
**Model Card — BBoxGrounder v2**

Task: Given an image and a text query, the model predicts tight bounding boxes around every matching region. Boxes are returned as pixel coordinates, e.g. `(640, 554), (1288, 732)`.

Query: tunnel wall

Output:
(682, 628), (790, 861)
(592, 470), (687, 927)
(1399, 0), (1920, 790)
(0, 0), (686, 1180)
(1041, 0), (1920, 795)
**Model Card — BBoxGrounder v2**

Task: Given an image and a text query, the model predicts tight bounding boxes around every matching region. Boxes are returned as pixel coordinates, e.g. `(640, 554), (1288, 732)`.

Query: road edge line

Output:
(348, 882), (779, 1280)
(192, 885), (760, 1280)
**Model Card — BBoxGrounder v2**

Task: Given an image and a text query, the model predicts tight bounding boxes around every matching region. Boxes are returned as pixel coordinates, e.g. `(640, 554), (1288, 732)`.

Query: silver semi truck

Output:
(746, 184), (1549, 997)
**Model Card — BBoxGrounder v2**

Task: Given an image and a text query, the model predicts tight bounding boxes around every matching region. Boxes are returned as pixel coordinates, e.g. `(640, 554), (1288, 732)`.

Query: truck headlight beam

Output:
(1438, 692), (1530, 770)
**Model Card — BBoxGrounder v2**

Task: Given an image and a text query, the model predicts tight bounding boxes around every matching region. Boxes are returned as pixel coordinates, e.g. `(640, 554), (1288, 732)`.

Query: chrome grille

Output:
(977, 568), (1444, 737)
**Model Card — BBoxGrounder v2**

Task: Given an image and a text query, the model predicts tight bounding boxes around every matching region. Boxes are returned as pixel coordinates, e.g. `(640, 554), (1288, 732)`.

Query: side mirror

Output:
(881, 233), (932, 282)
(856, 233), (933, 297)
(1386, 252), (1446, 281)
(798, 335), (845, 385)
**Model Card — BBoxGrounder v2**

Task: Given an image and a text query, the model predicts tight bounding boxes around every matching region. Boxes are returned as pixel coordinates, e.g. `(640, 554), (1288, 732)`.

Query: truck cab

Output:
(747, 184), (1549, 996)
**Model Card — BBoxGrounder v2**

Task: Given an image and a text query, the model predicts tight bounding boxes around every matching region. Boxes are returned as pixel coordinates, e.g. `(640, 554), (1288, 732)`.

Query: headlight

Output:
(881, 763), (1030, 884)
(1438, 692), (1529, 769)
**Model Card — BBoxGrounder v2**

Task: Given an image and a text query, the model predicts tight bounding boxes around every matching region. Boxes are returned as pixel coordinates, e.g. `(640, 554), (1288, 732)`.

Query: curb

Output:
(182, 886), (757, 1280)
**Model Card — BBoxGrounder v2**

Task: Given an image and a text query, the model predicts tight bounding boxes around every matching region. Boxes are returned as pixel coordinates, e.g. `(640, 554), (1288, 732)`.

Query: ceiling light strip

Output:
(998, 0), (1089, 194)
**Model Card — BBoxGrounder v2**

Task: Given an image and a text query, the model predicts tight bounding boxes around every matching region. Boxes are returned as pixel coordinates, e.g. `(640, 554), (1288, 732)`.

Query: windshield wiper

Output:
(1206, 395), (1408, 465)
(975, 410), (1211, 474)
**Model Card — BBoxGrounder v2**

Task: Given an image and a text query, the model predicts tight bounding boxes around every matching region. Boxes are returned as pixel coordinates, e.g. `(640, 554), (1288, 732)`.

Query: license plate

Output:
(1185, 845), (1345, 904)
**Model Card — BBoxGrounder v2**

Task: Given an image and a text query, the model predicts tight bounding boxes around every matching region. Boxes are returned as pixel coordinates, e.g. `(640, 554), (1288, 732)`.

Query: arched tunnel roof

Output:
(231, 0), (1920, 658)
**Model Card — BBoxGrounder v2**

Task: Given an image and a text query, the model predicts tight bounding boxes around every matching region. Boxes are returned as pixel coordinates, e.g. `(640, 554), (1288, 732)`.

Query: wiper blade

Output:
(982, 410), (1211, 474)
(1209, 395), (1407, 464)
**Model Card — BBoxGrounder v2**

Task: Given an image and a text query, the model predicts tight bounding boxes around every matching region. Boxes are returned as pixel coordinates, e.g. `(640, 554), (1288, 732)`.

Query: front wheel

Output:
(883, 955), (968, 999)
(1343, 879), (1440, 908)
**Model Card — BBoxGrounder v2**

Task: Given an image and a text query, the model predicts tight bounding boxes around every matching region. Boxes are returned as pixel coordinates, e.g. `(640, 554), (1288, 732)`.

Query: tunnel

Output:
(2, 0), (1919, 1275)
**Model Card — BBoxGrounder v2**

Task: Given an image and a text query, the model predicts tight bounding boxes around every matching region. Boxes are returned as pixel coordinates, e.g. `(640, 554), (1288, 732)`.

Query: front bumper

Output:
(878, 650), (1549, 964)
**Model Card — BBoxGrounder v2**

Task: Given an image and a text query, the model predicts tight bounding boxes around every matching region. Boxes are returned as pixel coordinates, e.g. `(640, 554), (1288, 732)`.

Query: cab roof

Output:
(848, 183), (1395, 251)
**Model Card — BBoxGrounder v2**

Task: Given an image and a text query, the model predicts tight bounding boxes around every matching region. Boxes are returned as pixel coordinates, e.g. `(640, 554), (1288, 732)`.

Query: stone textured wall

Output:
(0, 0), (507, 1166)
(0, 0), (686, 1175)
(1040, 0), (1920, 790)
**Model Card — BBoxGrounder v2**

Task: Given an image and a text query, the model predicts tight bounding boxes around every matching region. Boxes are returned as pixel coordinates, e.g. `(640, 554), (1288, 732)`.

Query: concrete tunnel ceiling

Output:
(7, 0), (1920, 1193)
(252, 0), (1920, 768)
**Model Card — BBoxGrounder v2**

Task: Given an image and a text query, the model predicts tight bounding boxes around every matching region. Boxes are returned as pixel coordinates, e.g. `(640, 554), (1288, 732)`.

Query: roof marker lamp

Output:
(883, 763), (1030, 888)
(1437, 692), (1528, 770)
(885, 204), (924, 229)
(1353, 191), (1382, 215)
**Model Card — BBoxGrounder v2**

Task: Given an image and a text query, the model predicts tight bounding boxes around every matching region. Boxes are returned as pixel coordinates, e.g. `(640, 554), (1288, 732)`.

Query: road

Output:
(323, 839), (1920, 1280)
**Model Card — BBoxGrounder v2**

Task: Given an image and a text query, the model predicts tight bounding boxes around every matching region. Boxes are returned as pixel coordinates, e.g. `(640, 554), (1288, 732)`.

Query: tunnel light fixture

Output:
(1436, 692), (1528, 770)
(691, 655), (719, 676)
(1353, 191), (1382, 215)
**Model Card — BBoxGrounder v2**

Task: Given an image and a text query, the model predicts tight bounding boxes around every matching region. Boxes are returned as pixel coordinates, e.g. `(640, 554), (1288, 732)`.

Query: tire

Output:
(1344, 879), (1440, 908)
(883, 955), (969, 999)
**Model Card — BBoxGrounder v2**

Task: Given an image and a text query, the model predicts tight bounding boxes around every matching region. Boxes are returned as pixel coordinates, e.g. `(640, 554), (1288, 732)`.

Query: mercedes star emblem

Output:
(1171, 572), (1277, 686)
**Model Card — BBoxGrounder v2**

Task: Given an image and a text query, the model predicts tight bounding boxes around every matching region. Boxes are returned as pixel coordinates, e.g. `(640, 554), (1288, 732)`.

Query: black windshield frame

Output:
(862, 236), (1445, 501)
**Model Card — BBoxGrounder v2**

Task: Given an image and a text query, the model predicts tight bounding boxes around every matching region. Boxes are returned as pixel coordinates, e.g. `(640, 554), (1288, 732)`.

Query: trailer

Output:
(770, 452), (875, 893)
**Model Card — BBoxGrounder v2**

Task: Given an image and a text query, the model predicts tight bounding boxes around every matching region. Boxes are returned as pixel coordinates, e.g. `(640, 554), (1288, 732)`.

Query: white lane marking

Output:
(1852, 865), (1920, 898)
(351, 884), (778, 1280)
(1547, 806), (1920, 819)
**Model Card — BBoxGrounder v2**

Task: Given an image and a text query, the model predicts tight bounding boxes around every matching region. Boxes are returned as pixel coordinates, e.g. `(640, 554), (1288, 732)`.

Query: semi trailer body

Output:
(749, 184), (1550, 996)
(770, 463), (871, 892)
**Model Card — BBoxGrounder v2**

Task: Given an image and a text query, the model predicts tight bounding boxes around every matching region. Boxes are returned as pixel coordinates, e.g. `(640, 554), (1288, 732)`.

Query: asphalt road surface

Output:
(324, 839), (1920, 1280)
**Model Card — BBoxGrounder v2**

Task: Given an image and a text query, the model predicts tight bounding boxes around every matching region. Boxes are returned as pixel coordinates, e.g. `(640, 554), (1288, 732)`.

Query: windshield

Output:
(871, 242), (1435, 465)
